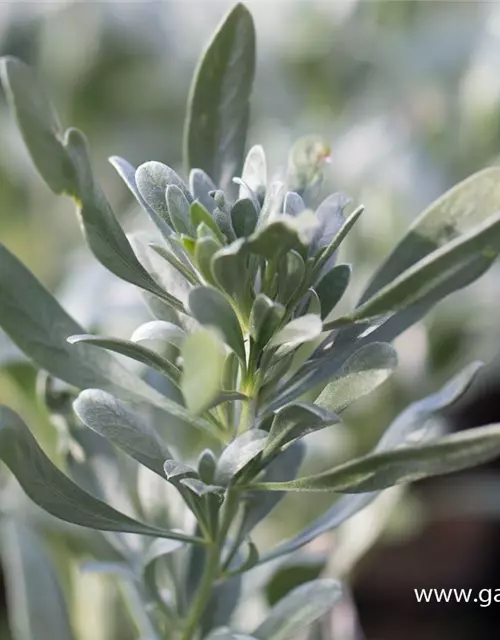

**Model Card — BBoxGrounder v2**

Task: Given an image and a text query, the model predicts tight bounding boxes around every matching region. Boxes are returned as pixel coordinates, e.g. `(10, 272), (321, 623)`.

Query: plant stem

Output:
(179, 491), (239, 640)
(180, 541), (220, 640)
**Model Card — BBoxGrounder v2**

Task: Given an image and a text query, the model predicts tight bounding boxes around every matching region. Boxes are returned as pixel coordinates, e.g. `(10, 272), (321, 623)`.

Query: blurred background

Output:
(2, 1), (500, 639)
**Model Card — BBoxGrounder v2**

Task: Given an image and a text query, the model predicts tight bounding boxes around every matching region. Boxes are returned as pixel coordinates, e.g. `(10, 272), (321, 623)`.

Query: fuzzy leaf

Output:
(239, 144), (267, 199)
(206, 630), (257, 640)
(74, 389), (171, 477)
(261, 363), (482, 561)
(315, 264), (351, 319)
(131, 321), (186, 350)
(189, 286), (246, 363)
(315, 342), (397, 413)
(269, 315), (322, 350)
(167, 184), (194, 236)
(109, 155), (172, 238)
(190, 169), (217, 213)
(191, 201), (226, 243)
(184, 3), (256, 189)
(311, 193), (351, 253)
(313, 204), (364, 280)
(240, 442), (305, 539)
(231, 198), (258, 238)
(0, 243), (167, 400)
(283, 192), (305, 217)
(136, 161), (192, 226)
(215, 430), (268, 486)
(362, 167), (500, 302)
(0, 522), (75, 640)
(266, 402), (339, 454)
(249, 295), (285, 346)
(181, 329), (226, 414)
(0, 406), (199, 543)
(68, 334), (181, 384)
(0, 57), (76, 195)
(254, 424), (500, 493)
(249, 212), (318, 259)
(64, 129), (181, 310)
(345, 211), (500, 324)
(253, 579), (342, 640)
(211, 240), (250, 313)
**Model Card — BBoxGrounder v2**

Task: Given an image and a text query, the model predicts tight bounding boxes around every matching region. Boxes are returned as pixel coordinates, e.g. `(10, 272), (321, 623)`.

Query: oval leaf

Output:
(181, 329), (226, 415)
(74, 389), (171, 477)
(189, 286), (246, 363)
(184, 3), (256, 189)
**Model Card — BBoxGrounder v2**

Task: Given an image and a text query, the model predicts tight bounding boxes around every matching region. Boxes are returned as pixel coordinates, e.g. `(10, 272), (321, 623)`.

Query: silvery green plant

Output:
(2, 4), (500, 639)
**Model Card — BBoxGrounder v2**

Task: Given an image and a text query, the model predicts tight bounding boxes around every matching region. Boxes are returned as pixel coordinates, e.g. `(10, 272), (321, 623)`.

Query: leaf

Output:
(206, 630), (257, 640)
(184, 3), (256, 189)
(260, 363), (482, 562)
(191, 201), (226, 243)
(315, 342), (397, 413)
(265, 556), (326, 606)
(198, 449), (218, 484)
(310, 193), (351, 253)
(254, 423), (500, 493)
(277, 251), (305, 304)
(315, 264), (351, 319)
(68, 334), (181, 384)
(129, 234), (192, 321)
(149, 241), (199, 286)
(215, 430), (268, 486)
(131, 321), (186, 350)
(73, 389), (171, 477)
(240, 442), (305, 539)
(211, 240), (250, 314)
(258, 181), (286, 225)
(344, 211), (500, 324)
(142, 538), (184, 610)
(201, 575), (242, 636)
(269, 315), (322, 351)
(0, 242), (167, 399)
(231, 198), (258, 238)
(265, 403), (339, 454)
(249, 295), (285, 346)
(260, 493), (374, 564)
(64, 129), (181, 310)
(109, 155), (173, 239)
(361, 167), (500, 302)
(0, 406), (201, 543)
(195, 236), (222, 286)
(167, 184), (194, 236)
(252, 579), (342, 640)
(283, 192), (305, 217)
(189, 286), (246, 363)
(376, 361), (483, 451)
(0, 521), (76, 640)
(239, 144), (267, 200)
(0, 56), (76, 195)
(181, 329), (226, 414)
(313, 205), (364, 280)
(249, 212), (318, 259)
(135, 161), (192, 226)
(190, 169), (217, 213)
(164, 460), (198, 481)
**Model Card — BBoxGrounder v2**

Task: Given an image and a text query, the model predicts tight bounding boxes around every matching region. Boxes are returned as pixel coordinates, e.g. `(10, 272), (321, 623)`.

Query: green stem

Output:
(179, 492), (239, 640)
(180, 542), (220, 640)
